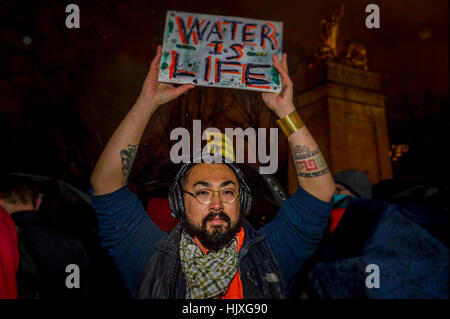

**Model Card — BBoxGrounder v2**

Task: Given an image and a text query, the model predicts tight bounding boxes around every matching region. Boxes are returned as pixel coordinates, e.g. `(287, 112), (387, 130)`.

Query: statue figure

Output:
(314, 4), (345, 60)
(309, 4), (369, 71)
(338, 40), (369, 71)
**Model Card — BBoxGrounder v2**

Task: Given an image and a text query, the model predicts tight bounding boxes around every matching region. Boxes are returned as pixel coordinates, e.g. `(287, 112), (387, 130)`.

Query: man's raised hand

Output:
(261, 53), (295, 118)
(139, 45), (195, 108)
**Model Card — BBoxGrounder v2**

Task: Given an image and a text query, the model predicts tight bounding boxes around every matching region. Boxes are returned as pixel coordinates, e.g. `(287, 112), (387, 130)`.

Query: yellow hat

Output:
(205, 131), (235, 162)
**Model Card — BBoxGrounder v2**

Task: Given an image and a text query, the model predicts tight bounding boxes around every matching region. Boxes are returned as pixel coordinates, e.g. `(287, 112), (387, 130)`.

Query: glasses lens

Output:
(220, 189), (238, 203)
(192, 189), (238, 204)
(195, 190), (212, 203)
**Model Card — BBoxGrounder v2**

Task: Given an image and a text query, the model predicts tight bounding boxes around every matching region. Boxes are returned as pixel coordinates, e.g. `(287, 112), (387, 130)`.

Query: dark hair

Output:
(1, 175), (40, 206)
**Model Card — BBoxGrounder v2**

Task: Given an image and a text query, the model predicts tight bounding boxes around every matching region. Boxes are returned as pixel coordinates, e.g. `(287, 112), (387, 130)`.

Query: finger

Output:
(272, 54), (288, 75)
(172, 83), (195, 98)
(261, 92), (274, 101)
(272, 57), (291, 85)
(159, 82), (174, 90)
(261, 92), (270, 100)
(273, 53), (282, 66)
(150, 45), (163, 74)
(274, 53), (290, 78)
(282, 53), (288, 72)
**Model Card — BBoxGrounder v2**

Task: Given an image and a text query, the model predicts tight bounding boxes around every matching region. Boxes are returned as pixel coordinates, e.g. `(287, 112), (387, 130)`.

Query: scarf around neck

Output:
(179, 230), (240, 299)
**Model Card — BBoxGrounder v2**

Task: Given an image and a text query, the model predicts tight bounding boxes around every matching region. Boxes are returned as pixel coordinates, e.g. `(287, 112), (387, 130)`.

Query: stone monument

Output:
(287, 6), (393, 194)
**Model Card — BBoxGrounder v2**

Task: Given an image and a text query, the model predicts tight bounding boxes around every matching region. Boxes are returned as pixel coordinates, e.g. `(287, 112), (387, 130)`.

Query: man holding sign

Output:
(90, 27), (335, 298)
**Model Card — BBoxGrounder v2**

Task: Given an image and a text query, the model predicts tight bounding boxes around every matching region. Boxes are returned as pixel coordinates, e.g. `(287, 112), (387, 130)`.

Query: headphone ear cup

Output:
(240, 185), (252, 216)
(168, 164), (189, 219)
(168, 182), (179, 218)
(232, 165), (252, 217)
(175, 178), (185, 219)
(243, 190), (252, 216)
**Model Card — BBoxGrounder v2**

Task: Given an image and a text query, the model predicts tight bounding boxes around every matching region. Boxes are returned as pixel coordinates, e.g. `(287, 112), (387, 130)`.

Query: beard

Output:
(182, 211), (243, 252)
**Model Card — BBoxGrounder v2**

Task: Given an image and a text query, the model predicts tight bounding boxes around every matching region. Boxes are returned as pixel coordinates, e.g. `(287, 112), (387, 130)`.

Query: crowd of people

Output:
(1, 46), (448, 299)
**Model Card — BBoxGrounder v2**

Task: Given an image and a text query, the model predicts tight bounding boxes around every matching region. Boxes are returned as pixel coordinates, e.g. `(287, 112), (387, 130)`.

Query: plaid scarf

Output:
(179, 231), (239, 299)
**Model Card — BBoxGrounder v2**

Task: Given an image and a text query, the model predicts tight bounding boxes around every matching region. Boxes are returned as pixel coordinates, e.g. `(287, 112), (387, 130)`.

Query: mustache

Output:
(202, 211), (231, 226)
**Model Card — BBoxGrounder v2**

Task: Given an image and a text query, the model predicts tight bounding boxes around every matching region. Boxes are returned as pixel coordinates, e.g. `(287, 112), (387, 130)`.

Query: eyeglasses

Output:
(183, 188), (239, 204)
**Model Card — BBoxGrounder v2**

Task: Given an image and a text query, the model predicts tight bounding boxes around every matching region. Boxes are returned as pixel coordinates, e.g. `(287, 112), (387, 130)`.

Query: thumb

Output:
(172, 84), (195, 98)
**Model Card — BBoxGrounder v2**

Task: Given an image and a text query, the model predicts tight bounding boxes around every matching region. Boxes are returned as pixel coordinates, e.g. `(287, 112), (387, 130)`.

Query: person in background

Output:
(0, 175), (95, 299)
(334, 169), (372, 199)
(296, 169), (448, 298)
(0, 204), (19, 299)
(329, 169), (372, 233)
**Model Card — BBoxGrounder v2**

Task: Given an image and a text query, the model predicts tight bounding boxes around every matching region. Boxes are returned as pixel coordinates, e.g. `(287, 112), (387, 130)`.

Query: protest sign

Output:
(159, 10), (283, 92)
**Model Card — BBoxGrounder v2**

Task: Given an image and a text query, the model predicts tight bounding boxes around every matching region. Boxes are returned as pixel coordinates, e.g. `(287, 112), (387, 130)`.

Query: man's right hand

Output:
(91, 45), (194, 195)
(138, 45), (194, 110)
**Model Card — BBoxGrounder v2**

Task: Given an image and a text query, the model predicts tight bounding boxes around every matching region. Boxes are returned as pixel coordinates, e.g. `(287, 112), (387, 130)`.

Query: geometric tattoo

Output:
(290, 143), (329, 178)
(120, 144), (138, 179)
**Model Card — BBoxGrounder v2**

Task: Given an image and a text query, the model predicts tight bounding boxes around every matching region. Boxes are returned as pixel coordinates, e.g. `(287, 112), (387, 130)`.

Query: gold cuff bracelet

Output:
(276, 110), (305, 137)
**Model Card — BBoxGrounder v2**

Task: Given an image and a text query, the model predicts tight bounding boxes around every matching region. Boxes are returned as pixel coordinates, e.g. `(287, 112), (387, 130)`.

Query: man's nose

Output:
(208, 191), (224, 210)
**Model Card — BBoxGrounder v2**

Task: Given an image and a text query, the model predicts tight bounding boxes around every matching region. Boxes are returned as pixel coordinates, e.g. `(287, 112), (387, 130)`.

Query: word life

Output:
(159, 11), (283, 93)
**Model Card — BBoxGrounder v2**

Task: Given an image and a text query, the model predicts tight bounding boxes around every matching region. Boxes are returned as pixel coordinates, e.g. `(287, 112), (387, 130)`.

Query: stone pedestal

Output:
(287, 61), (393, 194)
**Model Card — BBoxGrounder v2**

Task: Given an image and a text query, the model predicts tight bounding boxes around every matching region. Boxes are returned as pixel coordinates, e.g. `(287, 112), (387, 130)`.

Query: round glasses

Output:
(183, 188), (239, 204)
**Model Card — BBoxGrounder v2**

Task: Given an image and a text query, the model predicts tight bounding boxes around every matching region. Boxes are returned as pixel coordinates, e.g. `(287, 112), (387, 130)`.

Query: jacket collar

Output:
(10, 210), (42, 225)
(155, 222), (183, 256)
(155, 219), (266, 256)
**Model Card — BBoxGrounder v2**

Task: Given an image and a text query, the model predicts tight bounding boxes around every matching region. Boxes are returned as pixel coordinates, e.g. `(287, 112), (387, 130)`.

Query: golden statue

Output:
(309, 4), (369, 71)
(314, 4), (344, 60)
(338, 40), (368, 71)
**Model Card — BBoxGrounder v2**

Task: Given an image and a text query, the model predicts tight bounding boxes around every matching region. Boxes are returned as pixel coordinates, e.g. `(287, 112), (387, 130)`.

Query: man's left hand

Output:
(262, 53), (296, 118)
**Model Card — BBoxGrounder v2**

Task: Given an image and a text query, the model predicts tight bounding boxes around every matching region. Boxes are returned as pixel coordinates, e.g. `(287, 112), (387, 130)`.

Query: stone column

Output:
(287, 61), (393, 194)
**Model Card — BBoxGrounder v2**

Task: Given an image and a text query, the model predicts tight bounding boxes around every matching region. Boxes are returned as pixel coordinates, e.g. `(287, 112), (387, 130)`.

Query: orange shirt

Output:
(221, 227), (244, 299)
(193, 227), (245, 299)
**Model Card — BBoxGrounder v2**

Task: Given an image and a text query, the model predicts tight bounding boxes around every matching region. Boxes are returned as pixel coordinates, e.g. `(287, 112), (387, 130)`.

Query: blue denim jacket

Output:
(91, 185), (332, 297)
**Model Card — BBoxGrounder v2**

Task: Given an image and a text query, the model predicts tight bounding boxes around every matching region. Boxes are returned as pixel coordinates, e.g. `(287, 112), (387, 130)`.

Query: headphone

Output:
(168, 162), (252, 219)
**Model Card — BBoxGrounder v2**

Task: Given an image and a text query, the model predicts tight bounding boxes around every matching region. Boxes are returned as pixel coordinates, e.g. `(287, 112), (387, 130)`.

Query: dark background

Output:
(0, 0), (448, 192)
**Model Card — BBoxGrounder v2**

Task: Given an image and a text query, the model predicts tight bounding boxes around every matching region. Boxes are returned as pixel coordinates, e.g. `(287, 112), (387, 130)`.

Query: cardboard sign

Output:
(159, 10), (283, 92)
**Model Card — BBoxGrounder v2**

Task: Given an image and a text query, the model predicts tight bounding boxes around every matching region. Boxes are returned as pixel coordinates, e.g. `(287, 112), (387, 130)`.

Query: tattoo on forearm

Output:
(290, 142), (329, 177)
(120, 144), (138, 179)
(291, 144), (321, 159)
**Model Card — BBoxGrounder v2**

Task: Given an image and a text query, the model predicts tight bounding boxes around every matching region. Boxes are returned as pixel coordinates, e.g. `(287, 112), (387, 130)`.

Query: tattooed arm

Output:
(90, 45), (194, 195)
(286, 130), (334, 202)
(262, 54), (335, 202)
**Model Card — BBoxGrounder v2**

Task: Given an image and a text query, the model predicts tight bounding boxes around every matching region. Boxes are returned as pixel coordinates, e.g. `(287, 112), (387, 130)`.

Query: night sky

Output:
(0, 0), (448, 191)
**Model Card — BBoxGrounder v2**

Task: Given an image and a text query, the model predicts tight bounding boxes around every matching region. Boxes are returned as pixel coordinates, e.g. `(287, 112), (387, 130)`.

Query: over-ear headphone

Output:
(168, 162), (252, 219)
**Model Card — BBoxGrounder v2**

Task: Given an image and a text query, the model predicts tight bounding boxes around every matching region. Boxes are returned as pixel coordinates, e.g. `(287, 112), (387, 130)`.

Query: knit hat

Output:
(334, 170), (373, 199)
